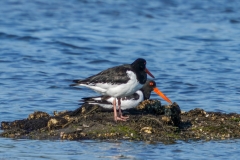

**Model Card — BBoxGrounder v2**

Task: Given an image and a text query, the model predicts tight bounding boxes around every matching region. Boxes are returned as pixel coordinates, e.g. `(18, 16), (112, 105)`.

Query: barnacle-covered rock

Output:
(1, 100), (240, 142)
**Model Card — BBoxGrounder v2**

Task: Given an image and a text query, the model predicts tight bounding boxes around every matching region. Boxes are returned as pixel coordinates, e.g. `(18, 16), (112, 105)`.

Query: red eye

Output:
(149, 82), (153, 86)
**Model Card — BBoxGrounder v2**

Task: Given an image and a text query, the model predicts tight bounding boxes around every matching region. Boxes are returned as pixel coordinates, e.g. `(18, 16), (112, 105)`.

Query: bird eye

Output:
(150, 82), (153, 86)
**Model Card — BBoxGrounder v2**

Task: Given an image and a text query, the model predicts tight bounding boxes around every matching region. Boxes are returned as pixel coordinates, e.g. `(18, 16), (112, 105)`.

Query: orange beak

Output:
(153, 87), (172, 104)
(145, 68), (155, 78)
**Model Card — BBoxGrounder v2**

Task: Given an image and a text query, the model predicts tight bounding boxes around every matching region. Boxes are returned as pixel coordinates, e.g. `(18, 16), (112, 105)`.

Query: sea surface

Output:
(0, 0), (240, 159)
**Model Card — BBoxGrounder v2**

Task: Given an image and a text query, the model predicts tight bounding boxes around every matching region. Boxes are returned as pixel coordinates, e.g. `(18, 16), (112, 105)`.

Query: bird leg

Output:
(117, 98), (129, 120)
(113, 98), (126, 121)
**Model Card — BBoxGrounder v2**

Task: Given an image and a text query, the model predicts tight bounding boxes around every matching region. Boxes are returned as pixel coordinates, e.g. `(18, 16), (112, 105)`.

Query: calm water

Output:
(0, 0), (240, 159)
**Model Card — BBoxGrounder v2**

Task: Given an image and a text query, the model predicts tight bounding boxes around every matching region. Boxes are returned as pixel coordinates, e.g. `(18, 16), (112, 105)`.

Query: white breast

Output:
(120, 90), (144, 110)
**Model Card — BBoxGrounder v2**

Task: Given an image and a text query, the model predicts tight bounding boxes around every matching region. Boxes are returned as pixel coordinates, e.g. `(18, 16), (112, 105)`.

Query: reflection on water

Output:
(1, 0), (240, 159)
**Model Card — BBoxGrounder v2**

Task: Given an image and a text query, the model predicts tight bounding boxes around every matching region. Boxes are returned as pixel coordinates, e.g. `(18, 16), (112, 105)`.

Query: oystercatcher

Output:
(81, 80), (172, 110)
(70, 58), (154, 121)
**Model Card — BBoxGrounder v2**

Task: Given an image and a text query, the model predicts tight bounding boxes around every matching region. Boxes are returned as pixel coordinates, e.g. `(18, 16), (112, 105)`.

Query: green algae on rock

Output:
(1, 100), (240, 142)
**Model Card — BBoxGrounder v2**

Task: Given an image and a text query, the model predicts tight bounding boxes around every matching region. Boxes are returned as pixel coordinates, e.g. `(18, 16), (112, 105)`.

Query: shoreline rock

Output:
(1, 100), (240, 143)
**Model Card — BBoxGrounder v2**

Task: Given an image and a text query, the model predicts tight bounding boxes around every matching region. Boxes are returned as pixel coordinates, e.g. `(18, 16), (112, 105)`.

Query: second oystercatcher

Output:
(70, 58), (154, 121)
(80, 80), (172, 110)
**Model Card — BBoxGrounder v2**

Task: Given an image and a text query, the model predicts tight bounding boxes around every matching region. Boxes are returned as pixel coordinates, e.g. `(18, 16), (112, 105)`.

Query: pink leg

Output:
(113, 98), (128, 121)
(113, 98), (118, 121)
(117, 98), (129, 120)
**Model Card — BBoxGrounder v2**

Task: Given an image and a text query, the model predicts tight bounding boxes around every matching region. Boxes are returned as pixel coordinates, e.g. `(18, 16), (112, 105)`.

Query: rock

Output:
(1, 100), (240, 142)
(28, 111), (50, 120)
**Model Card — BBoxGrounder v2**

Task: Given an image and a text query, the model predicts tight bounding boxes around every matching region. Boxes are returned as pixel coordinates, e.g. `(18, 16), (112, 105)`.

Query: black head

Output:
(142, 80), (173, 104)
(141, 80), (156, 99)
(131, 58), (146, 71)
(144, 80), (156, 90)
(131, 58), (154, 84)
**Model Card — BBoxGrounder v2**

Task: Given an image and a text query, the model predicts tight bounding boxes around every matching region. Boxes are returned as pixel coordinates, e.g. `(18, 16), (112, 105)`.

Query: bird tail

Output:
(69, 79), (82, 86)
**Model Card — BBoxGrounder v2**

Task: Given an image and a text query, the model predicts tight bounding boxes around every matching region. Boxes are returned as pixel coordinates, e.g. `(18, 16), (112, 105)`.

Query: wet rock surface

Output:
(1, 100), (240, 143)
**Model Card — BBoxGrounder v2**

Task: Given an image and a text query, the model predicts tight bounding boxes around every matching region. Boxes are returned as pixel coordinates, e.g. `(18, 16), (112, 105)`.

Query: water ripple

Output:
(1, 0), (240, 159)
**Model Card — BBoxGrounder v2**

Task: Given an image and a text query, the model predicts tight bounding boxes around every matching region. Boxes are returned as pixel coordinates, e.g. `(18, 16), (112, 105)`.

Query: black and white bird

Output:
(81, 80), (172, 110)
(70, 58), (155, 121)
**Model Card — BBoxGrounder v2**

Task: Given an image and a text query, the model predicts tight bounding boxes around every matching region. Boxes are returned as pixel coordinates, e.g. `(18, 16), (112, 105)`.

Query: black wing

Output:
(71, 64), (131, 85)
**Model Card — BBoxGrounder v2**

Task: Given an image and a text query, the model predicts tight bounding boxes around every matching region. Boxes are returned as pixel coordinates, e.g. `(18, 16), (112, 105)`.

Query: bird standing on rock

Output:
(70, 58), (155, 121)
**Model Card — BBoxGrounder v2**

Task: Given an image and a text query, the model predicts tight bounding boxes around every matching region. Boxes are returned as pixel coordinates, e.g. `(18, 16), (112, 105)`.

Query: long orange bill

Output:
(145, 68), (155, 78)
(153, 87), (172, 104)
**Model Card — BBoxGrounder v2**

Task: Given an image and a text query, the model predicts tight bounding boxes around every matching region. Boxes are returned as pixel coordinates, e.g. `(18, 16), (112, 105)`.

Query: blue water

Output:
(0, 139), (239, 160)
(0, 0), (240, 159)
